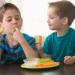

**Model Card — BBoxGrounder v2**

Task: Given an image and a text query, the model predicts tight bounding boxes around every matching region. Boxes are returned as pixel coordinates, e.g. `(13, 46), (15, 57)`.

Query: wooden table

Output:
(0, 63), (75, 75)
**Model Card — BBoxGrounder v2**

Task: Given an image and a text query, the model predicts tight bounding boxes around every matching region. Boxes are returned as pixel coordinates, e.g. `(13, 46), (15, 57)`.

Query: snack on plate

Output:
(23, 58), (39, 67)
(23, 58), (60, 68)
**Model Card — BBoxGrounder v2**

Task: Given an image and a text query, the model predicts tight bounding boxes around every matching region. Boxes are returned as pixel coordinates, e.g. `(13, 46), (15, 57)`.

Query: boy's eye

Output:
(48, 15), (54, 19)
(7, 19), (12, 22)
(48, 17), (53, 19)
(15, 17), (20, 20)
(49, 17), (54, 19)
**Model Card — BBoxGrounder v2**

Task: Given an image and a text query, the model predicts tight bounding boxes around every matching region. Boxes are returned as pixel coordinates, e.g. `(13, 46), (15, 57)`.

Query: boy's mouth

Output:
(48, 24), (52, 26)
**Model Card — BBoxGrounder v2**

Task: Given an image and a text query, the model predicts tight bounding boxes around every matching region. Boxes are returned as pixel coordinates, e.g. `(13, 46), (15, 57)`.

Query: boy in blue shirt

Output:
(36, 1), (75, 65)
(0, 3), (38, 64)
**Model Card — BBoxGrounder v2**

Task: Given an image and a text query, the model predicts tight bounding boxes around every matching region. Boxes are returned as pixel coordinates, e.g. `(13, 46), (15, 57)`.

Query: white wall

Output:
(5, 0), (75, 37)
(21, 0), (50, 36)
(21, 0), (62, 36)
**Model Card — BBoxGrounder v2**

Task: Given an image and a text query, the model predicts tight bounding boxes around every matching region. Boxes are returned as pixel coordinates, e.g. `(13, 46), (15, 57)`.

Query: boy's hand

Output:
(36, 43), (51, 58)
(13, 28), (24, 44)
(64, 56), (75, 65)
(36, 43), (42, 53)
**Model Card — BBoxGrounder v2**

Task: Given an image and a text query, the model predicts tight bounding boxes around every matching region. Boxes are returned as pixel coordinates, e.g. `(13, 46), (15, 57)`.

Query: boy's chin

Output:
(9, 31), (15, 34)
(49, 27), (56, 30)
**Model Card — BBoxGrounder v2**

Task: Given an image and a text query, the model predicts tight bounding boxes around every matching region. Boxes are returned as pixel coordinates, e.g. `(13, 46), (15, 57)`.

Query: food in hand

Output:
(36, 35), (42, 44)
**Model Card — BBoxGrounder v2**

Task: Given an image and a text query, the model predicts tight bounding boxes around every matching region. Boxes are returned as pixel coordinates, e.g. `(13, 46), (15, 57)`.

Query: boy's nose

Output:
(47, 19), (49, 23)
(47, 19), (51, 24)
(12, 19), (17, 24)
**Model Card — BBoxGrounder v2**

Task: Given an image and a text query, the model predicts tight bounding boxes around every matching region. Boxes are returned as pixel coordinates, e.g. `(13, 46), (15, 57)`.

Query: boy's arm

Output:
(20, 37), (38, 59)
(0, 40), (4, 64)
(73, 56), (75, 63)
(39, 53), (52, 58)
(0, 45), (1, 60)
(13, 28), (38, 60)
(64, 56), (75, 65)
(36, 43), (52, 58)
(64, 40), (75, 65)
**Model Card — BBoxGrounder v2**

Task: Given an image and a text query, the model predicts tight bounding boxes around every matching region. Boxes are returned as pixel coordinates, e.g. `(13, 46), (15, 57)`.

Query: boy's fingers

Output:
(64, 56), (71, 63)
(15, 27), (19, 31)
(64, 56), (71, 60)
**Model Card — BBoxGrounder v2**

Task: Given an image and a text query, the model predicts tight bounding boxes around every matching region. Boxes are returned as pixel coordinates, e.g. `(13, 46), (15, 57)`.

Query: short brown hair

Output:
(0, 3), (21, 22)
(48, 1), (75, 26)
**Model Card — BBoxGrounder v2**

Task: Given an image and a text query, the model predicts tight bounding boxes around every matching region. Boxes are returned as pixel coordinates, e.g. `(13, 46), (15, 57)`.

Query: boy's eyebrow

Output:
(15, 15), (21, 17)
(6, 15), (21, 18)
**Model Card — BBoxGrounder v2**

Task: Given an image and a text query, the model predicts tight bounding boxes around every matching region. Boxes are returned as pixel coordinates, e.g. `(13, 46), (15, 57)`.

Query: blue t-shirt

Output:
(0, 33), (37, 64)
(43, 28), (75, 62)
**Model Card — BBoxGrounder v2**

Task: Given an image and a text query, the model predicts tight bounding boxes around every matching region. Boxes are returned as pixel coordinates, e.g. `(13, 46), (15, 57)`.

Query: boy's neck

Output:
(56, 27), (69, 37)
(6, 34), (19, 46)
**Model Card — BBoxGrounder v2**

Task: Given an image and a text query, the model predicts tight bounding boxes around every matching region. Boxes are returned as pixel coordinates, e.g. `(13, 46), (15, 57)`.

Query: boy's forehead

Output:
(3, 9), (21, 17)
(48, 7), (57, 15)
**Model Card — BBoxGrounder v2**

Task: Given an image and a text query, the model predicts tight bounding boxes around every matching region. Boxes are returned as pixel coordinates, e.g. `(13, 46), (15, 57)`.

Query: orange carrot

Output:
(36, 61), (59, 67)
(38, 35), (42, 44)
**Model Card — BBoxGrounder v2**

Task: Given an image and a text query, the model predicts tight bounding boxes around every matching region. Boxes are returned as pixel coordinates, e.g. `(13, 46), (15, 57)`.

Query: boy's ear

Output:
(62, 17), (68, 25)
(0, 22), (4, 34)
(0, 22), (4, 30)
(0, 22), (3, 28)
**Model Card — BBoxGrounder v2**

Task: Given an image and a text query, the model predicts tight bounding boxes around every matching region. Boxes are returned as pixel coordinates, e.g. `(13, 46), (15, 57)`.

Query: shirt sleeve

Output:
(0, 39), (5, 65)
(73, 40), (75, 54)
(23, 34), (37, 51)
(28, 37), (37, 51)
(73, 31), (75, 54)
(42, 36), (52, 55)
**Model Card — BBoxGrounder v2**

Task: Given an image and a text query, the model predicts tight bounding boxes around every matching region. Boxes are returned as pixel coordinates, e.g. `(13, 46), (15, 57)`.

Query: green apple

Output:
(39, 58), (51, 63)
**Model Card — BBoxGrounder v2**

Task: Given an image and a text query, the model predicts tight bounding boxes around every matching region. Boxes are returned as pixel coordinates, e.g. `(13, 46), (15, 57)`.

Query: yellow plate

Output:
(21, 62), (60, 70)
